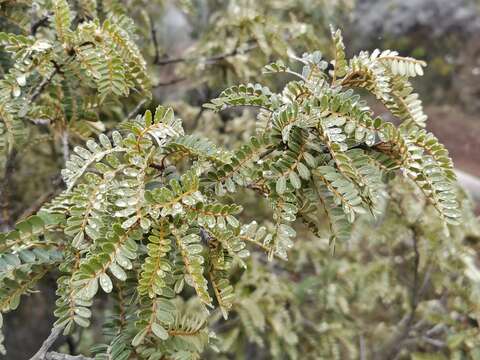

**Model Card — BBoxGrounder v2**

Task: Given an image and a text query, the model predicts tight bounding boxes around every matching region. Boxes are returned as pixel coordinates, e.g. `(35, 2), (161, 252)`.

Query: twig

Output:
(421, 336), (446, 348)
(418, 263), (432, 298)
(29, 327), (94, 360)
(29, 118), (51, 126)
(31, 16), (50, 35)
(425, 323), (446, 337)
(154, 56), (186, 66)
(155, 43), (257, 66)
(30, 67), (59, 103)
(149, 15), (160, 65)
(203, 43), (257, 64)
(18, 189), (57, 220)
(96, 0), (105, 23)
(45, 352), (93, 360)
(259, 146), (276, 160)
(152, 77), (187, 88)
(193, 107), (204, 123)
(411, 232), (420, 309)
(218, 104), (273, 114)
(127, 98), (148, 119)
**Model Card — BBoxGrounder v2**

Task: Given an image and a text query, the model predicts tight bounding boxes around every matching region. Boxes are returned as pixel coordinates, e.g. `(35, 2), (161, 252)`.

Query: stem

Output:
(127, 99), (148, 119)
(149, 15), (160, 65)
(30, 327), (94, 360)
(30, 67), (59, 103)
(31, 16), (50, 35)
(152, 77), (187, 88)
(46, 352), (93, 360)
(154, 44), (257, 66)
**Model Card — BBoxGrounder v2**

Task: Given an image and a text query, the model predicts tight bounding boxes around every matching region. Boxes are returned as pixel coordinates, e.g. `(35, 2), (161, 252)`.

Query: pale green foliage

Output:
(0, 23), (465, 357)
(0, 1), (477, 359)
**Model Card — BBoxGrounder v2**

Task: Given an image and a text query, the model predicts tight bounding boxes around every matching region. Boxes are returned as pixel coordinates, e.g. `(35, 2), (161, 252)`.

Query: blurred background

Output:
(350, 0), (480, 210)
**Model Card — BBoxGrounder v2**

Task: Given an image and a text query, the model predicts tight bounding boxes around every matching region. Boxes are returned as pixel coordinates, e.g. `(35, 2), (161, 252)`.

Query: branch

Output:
(127, 98), (149, 119)
(29, 118), (51, 126)
(154, 43), (257, 66)
(149, 15), (161, 65)
(193, 107), (204, 123)
(152, 77), (187, 88)
(259, 147), (276, 160)
(30, 66), (59, 103)
(31, 16), (50, 35)
(46, 352), (93, 360)
(29, 327), (93, 360)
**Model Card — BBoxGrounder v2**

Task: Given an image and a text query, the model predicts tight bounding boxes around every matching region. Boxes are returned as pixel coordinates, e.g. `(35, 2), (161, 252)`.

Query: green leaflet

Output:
(313, 166), (364, 223)
(71, 224), (142, 300)
(330, 27), (347, 80)
(53, 0), (73, 46)
(146, 170), (203, 218)
(164, 134), (230, 165)
(61, 131), (126, 191)
(102, 17), (151, 95)
(208, 134), (272, 195)
(173, 227), (212, 306)
(138, 221), (173, 298)
(204, 83), (280, 112)
(209, 237), (236, 318)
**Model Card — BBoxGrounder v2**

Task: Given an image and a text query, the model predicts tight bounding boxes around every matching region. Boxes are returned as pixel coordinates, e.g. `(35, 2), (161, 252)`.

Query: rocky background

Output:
(348, 0), (480, 211)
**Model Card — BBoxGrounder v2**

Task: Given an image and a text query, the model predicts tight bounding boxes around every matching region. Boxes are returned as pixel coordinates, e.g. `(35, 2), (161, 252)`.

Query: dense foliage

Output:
(0, 1), (478, 359)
